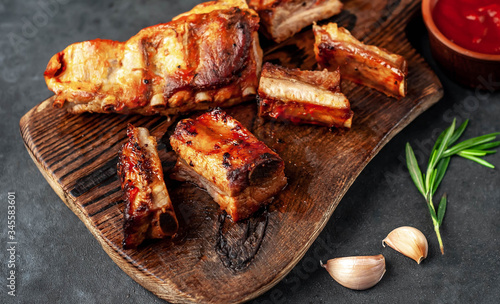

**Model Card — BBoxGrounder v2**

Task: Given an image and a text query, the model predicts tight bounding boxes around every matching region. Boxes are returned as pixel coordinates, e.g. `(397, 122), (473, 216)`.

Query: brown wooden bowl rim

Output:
(422, 0), (500, 61)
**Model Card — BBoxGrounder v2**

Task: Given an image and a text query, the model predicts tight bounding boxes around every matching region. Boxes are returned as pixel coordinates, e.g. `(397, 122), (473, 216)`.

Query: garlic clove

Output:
(320, 254), (386, 290)
(382, 226), (428, 264)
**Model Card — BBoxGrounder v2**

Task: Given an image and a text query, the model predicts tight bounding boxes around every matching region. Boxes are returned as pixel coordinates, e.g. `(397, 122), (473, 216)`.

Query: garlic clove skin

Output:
(321, 254), (386, 290)
(383, 226), (428, 264)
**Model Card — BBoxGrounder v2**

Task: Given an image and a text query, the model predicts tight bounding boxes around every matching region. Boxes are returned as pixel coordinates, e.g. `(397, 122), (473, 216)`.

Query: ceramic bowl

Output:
(422, 0), (500, 90)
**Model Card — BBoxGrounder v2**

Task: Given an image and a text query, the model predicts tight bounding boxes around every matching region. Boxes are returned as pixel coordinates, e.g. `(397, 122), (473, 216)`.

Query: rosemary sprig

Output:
(405, 119), (499, 254)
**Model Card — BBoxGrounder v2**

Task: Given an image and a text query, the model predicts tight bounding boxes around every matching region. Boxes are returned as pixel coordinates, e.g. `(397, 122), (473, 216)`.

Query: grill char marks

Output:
(170, 109), (287, 222)
(163, 7), (259, 99)
(118, 124), (178, 249)
(313, 22), (408, 98)
(44, 0), (262, 116)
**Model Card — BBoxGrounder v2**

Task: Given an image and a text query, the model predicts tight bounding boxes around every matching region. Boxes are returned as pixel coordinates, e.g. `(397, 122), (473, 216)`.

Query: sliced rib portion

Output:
(313, 23), (408, 98)
(44, 0), (262, 116)
(247, 0), (343, 43)
(118, 124), (178, 249)
(258, 62), (353, 128)
(170, 109), (287, 221)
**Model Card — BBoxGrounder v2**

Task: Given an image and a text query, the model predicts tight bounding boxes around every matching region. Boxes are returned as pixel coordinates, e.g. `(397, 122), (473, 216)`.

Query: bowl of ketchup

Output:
(422, 0), (500, 89)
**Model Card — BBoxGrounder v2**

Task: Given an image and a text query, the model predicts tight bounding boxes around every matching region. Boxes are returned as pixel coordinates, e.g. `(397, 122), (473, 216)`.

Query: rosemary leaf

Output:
(433, 157), (450, 195)
(431, 126), (449, 155)
(457, 152), (495, 168)
(471, 141), (500, 151)
(431, 119), (465, 153)
(458, 150), (487, 157)
(427, 201), (438, 221)
(431, 119), (456, 169)
(449, 120), (469, 145)
(428, 168), (437, 196)
(459, 149), (497, 156)
(426, 150), (437, 191)
(444, 133), (500, 157)
(428, 150), (438, 174)
(406, 143), (426, 197)
(437, 194), (447, 227)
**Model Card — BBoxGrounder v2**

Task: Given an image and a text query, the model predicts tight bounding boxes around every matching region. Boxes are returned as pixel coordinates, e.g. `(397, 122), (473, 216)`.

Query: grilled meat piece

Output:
(118, 124), (178, 249)
(313, 23), (408, 98)
(247, 0), (343, 43)
(44, 0), (262, 116)
(258, 62), (353, 128)
(170, 109), (287, 221)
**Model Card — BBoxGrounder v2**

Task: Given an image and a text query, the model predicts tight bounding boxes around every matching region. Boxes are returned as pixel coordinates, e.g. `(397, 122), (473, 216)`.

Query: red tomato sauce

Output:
(433, 0), (500, 55)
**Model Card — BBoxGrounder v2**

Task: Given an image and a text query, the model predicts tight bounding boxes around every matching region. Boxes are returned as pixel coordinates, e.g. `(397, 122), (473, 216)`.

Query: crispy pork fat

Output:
(44, 0), (262, 116)
(313, 23), (408, 98)
(258, 62), (353, 128)
(247, 0), (343, 43)
(118, 124), (178, 249)
(170, 109), (287, 221)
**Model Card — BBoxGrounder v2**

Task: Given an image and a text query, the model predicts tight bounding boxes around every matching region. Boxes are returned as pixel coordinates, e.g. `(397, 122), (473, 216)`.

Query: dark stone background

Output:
(1, 0), (499, 303)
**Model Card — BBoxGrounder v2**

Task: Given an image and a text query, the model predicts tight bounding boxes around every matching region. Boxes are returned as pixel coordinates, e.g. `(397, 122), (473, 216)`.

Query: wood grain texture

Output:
(20, 0), (443, 303)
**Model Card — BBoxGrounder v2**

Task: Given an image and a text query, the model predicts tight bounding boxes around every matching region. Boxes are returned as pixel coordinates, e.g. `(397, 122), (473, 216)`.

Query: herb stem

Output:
(428, 195), (444, 254)
(433, 220), (444, 255)
(405, 119), (498, 255)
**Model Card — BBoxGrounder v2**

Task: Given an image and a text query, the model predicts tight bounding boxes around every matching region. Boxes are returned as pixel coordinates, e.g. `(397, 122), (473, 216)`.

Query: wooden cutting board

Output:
(20, 0), (443, 303)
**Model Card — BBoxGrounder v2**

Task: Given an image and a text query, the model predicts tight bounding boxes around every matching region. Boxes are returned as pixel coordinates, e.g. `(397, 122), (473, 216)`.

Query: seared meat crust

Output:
(258, 62), (353, 128)
(247, 0), (343, 43)
(118, 124), (178, 249)
(44, 0), (262, 116)
(313, 23), (408, 98)
(170, 109), (287, 221)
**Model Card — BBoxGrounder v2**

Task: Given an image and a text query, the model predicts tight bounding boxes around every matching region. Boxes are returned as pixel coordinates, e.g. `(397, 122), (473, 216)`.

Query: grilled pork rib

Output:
(170, 109), (287, 222)
(44, 0), (262, 116)
(313, 23), (408, 98)
(118, 124), (178, 249)
(258, 62), (353, 128)
(247, 0), (343, 43)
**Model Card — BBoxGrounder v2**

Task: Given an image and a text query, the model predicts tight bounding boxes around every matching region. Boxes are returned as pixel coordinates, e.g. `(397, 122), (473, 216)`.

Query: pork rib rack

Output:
(44, 0), (262, 116)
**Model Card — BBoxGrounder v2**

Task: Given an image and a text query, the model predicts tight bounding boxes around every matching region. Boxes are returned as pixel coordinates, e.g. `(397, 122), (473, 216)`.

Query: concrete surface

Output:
(1, 0), (499, 303)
